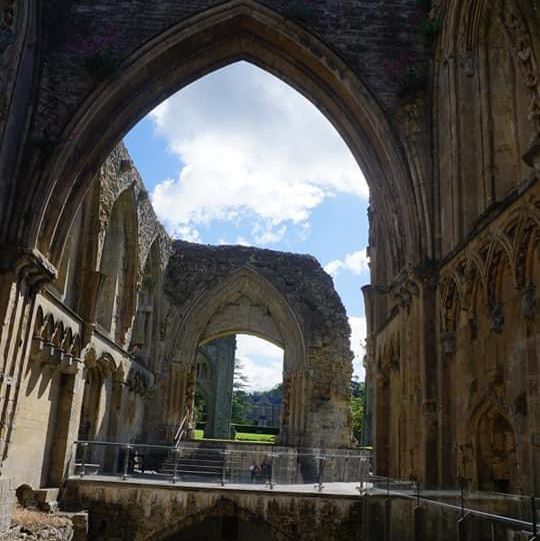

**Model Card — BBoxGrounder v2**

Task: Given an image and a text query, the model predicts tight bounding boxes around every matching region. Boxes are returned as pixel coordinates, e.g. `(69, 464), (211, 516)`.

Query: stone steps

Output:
(159, 447), (225, 479)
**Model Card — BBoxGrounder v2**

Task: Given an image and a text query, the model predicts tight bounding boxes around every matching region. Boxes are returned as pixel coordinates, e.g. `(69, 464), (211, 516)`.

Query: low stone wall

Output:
(62, 478), (532, 540)
(62, 478), (363, 541)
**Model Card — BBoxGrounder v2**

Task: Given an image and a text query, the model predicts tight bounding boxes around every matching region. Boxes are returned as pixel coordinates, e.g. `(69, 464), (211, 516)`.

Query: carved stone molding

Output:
(488, 303), (505, 333)
(2, 247), (57, 293)
(523, 136), (540, 170)
(441, 330), (457, 355)
(521, 285), (536, 319)
(494, 0), (540, 136)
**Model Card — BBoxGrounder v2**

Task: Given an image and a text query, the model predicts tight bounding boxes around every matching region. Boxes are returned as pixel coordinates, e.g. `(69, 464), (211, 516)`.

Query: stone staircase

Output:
(159, 444), (225, 481)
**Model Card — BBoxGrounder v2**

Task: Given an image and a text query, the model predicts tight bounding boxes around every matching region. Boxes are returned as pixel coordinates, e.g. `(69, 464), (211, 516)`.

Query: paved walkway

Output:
(69, 473), (364, 496)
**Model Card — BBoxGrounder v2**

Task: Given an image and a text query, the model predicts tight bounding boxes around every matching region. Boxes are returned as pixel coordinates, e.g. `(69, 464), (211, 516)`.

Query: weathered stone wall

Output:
(62, 479), (533, 541)
(62, 479), (364, 541)
(3, 144), (171, 496)
(363, 0), (540, 494)
(162, 241), (354, 448)
(0, 0), (539, 533)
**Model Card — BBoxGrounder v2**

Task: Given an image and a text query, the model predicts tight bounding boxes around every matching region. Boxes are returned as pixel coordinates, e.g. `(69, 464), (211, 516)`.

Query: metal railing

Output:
(70, 440), (538, 540)
(364, 475), (538, 540)
(70, 440), (371, 493)
(173, 408), (190, 448)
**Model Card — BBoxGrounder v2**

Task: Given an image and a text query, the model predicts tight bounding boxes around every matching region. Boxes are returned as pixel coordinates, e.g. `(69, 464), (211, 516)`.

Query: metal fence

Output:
(69, 440), (538, 540)
(70, 440), (371, 493)
(364, 475), (538, 541)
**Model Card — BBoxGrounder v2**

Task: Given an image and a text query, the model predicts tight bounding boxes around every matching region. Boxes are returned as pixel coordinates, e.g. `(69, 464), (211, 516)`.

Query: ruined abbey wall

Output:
(0, 0), (538, 531)
(3, 143), (171, 491)
(363, 0), (540, 494)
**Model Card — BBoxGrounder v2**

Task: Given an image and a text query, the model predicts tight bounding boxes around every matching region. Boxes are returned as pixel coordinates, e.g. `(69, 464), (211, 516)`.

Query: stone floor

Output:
(69, 473), (364, 496)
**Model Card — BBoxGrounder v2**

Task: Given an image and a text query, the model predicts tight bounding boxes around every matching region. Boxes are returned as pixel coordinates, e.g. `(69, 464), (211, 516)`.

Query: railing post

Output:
(221, 450), (227, 487)
(122, 445), (131, 481)
(357, 455), (364, 494)
(269, 447), (274, 490)
(79, 442), (88, 478)
(416, 479), (420, 507)
(171, 447), (178, 484)
(317, 454), (325, 492)
(458, 480), (467, 541)
(532, 496), (537, 540)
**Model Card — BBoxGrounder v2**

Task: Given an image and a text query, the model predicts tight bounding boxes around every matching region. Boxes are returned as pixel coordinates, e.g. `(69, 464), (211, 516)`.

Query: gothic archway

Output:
(27, 0), (419, 276)
(162, 242), (353, 448)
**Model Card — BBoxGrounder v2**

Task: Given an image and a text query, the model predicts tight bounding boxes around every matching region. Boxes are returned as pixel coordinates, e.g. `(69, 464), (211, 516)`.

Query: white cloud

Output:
(149, 61), (367, 245)
(235, 334), (283, 392)
(171, 224), (202, 243)
(349, 316), (367, 380)
(235, 236), (251, 247)
(234, 317), (366, 391)
(324, 249), (370, 277)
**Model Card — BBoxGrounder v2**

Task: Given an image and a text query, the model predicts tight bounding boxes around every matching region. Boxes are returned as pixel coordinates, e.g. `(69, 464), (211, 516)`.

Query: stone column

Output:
(523, 286), (540, 494)
(284, 369), (308, 447)
(161, 361), (195, 441)
(0, 249), (55, 469)
(280, 371), (292, 446)
(373, 370), (390, 476)
(47, 363), (85, 486)
(205, 337), (235, 439)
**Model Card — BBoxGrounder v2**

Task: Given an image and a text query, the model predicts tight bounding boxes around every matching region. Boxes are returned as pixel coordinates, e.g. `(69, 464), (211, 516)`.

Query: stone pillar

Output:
(282, 369), (309, 447)
(373, 370), (390, 476)
(421, 283), (439, 487)
(0, 249), (55, 531)
(0, 249), (55, 468)
(524, 286), (540, 495)
(161, 361), (196, 441)
(47, 364), (85, 486)
(202, 337), (235, 439)
(362, 339), (375, 447)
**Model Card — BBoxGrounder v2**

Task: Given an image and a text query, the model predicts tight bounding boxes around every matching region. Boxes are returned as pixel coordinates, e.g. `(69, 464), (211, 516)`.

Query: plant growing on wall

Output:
(67, 24), (121, 82)
(383, 0), (443, 100)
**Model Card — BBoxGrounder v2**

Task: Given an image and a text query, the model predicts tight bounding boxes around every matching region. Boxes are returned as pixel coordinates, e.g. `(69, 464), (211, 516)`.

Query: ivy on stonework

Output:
(384, 0), (443, 100)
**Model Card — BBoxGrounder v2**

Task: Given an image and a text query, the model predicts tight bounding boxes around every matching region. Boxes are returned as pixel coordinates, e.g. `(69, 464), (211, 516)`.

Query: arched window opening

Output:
(78, 366), (103, 442)
(193, 334), (283, 443)
(53, 206), (84, 309)
(95, 189), (138, 344)
(131, 242), (161, 368)
(476, 409), (516, 493)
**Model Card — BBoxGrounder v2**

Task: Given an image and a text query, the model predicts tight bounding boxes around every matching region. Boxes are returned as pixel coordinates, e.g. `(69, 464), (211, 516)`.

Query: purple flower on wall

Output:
(67, 24), (121, 81)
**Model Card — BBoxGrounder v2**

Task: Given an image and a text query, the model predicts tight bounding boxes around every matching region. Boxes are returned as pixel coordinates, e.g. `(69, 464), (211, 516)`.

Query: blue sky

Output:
(124, 61), (370, 391)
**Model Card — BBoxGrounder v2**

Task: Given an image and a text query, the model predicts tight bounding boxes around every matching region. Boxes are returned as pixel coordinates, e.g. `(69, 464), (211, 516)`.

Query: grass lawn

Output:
(193, 429), (275, 444)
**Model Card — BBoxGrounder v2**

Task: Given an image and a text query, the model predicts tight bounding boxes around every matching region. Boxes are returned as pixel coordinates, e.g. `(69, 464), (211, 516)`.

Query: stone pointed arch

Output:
(467, 398), (519, 492)
(162, 241), (353, 448)
(171, 266), (306, 373)
(32, 0), (419, 273)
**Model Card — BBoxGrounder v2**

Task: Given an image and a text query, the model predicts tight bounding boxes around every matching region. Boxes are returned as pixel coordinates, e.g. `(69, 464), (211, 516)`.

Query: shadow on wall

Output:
(163, 515), (273, 541)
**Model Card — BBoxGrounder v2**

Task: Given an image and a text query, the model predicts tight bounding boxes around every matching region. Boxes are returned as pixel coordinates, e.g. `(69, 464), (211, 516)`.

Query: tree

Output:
(231, 390), (249, 424)
(194, 391), (207, 423)
(233, 357), (249, 390)
(231, 358), (250, 424)
(350, 380), (365, 443)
